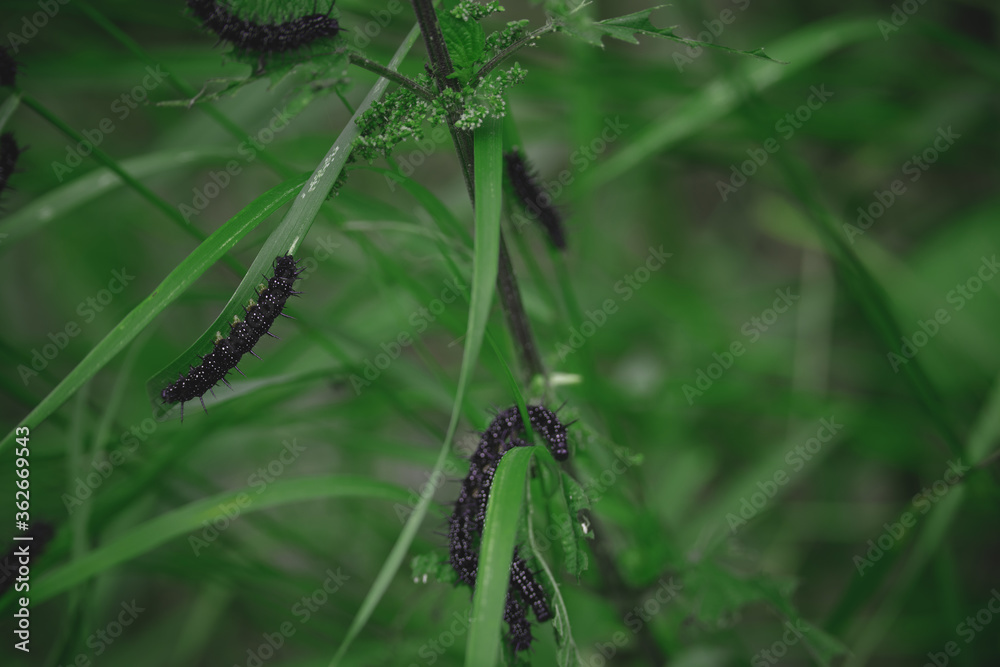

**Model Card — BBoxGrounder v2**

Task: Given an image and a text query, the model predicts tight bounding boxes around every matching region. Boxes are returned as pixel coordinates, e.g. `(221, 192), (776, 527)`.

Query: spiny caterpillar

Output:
(449, 404), (570, 653)
(504, 148), (567, 250)
(0, 45), (17, 88)
(160, 254), (302, 419)
(185, 0), (342, 70)
(0, 133), (25, 203)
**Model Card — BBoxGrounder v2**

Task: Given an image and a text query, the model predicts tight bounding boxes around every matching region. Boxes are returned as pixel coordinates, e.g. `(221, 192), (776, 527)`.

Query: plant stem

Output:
(409, 0), (545, 382)
(410, 0), (463, 95)
(347, 54), (436, 100)
(410, 0), (474, 183)
(468, 22), (558, 90)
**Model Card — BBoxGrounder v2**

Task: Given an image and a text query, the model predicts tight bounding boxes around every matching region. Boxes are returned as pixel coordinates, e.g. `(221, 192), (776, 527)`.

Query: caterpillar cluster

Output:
(448, 405), (570, 654)
(1, 45), (18, 88)
(186, 0), (342, 69)
(504, 148), (567, 250)
(161, 254), (302, 419)
(0, 133), (24, 203)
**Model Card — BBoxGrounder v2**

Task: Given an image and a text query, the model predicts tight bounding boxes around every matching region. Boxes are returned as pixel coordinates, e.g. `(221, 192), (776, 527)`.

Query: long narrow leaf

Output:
(327, 109), (505, 666)
(0, 147), (237, 250)
(466, 447), (535, 667)
(146, 75), (406, 409)
(29, 476), (408, 604)
(583, 16), (876, 188)
(0, 176), (306, 453)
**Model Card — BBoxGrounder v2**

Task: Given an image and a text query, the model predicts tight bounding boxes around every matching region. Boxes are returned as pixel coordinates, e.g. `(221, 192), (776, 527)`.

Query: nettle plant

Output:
(1, 0), (845, 665)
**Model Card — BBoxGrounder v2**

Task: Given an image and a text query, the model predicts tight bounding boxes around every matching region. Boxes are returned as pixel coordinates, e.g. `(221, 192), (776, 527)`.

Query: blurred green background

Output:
(1, 0), (999, 665)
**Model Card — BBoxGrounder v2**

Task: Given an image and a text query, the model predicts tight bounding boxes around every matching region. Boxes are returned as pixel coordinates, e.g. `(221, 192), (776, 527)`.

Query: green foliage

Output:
(175, 0), (349, 106)
(439, 8), (489, 75)
(1, 0), (998, 666)
(353, 75), (444, 161)
(558, 4), (786, 64)
(412, 551), (458, 585)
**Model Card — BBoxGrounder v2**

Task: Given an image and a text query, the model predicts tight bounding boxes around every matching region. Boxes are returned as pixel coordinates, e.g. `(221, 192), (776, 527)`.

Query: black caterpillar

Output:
(186, 0), (342, 69)
(504, 148), (567, 250)
(161, 254), (302, 419)
(448, 405), (570, 654)
(0, 45), (17, 87)
(0, 133), (24, 201)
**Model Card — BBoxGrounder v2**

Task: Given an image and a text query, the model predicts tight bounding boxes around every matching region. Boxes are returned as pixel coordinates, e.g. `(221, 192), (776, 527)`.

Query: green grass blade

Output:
(28, 475), (408, 604)
(366, 166), (472, 245)
(466, 447), (535, 667)
(833, 375), (1000, 662)
(19, 93), (213, 247)
(0, 175), (305, 453)
(327, 111), (505, 666)
(583, 16), (877, 189)
(146, 29), (423, 411)
(0, 147), (237, 250)
(768, 150), (964, 456)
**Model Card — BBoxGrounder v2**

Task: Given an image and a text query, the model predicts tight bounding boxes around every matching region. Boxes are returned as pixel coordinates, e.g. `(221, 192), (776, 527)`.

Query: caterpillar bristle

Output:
(160, 254), (299, 418)
(185, 0), (342, 72)
(446, 404), (573, 653)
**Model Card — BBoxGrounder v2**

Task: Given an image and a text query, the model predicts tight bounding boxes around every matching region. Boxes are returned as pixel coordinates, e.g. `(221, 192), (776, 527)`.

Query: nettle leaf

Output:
(561, 5), (787, 65)
(411, 552), (457, 585)
(551, 9), (605, 48)
(439, 9), (487, 73)
(531, 430), (593, 579)
(525, 465), (584, 667)
(558, 472), (593, 577)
